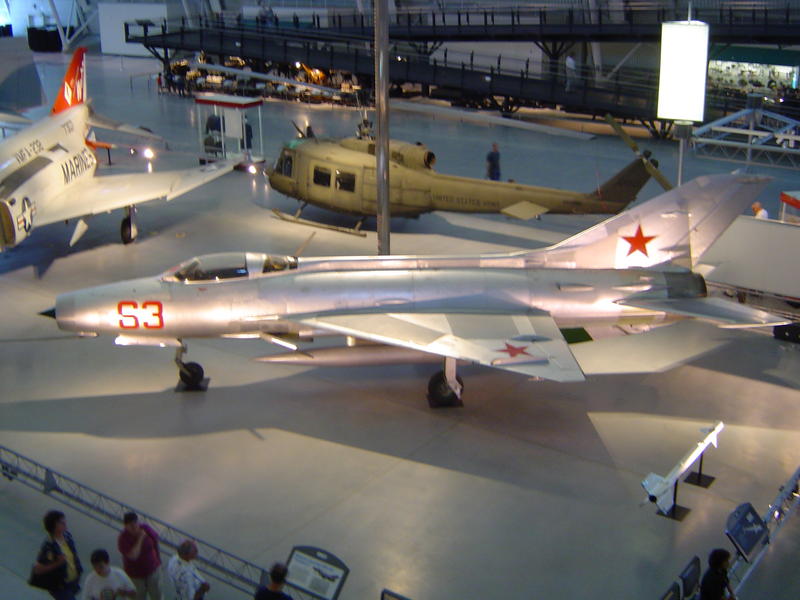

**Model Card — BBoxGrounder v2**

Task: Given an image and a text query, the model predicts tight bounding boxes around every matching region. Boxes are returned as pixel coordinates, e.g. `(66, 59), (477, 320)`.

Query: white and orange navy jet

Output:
(0, 47), (233, 250)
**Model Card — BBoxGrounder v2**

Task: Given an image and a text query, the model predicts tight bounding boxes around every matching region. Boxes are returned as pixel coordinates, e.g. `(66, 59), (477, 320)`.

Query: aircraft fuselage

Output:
(54, 253), (705, 340)
(0, 105), (94, 247)
(268, 138), (642, 218)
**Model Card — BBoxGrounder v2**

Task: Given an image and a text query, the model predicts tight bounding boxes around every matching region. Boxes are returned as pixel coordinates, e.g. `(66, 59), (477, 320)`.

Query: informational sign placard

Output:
(679, 555), (701, 598)
(381, 590), (413, 600)
(725, 502), (768, 561)
(659, 581), (681, 600)
(285, 546), (348, 600)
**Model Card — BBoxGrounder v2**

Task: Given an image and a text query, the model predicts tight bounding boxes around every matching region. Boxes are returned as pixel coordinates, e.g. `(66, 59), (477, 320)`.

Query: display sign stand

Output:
(285, 546), (349, 600)
(642, 422), (724, 521)
(657, 481), (690, 522)
(725, 503), (769, 562)
(684, 450), (715, 488)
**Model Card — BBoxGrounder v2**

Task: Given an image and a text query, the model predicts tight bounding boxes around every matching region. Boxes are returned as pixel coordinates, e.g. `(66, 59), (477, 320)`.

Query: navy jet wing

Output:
(294, 312), (586, 382)
(36, 160), (234, 227)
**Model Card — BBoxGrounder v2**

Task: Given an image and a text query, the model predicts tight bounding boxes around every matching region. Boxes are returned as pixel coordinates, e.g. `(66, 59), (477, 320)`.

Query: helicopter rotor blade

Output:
(605, 113), (673, 191)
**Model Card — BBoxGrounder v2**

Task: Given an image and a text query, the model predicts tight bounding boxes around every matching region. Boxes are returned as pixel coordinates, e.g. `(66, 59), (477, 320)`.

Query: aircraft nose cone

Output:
(39, 307), (56, 319)
(53, 294), (77, 331)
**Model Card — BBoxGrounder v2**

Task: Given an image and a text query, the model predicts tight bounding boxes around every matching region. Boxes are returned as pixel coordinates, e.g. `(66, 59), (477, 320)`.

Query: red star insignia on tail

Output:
(495, 342), (531, 358)
(622, 224), (656, 257)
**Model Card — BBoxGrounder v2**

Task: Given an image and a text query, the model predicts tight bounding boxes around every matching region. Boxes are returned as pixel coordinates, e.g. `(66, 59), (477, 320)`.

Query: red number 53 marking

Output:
(117, 301), (164, 329)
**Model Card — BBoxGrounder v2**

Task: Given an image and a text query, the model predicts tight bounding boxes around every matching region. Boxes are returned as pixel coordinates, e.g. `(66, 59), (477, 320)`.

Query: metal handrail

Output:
(0, 445), (315, 599)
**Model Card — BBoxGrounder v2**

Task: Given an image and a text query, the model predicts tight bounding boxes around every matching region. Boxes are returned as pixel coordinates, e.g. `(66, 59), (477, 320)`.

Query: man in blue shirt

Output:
(254, 563), (292, 600)
(486, 142), (501, 181)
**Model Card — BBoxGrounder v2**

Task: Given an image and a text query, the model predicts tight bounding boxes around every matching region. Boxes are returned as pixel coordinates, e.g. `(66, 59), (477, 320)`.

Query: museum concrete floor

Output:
(1, 51), (799, 600)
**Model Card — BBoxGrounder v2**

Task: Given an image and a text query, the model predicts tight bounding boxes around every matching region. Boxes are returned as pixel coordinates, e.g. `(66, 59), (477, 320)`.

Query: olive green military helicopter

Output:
(266, 119), (669, 235)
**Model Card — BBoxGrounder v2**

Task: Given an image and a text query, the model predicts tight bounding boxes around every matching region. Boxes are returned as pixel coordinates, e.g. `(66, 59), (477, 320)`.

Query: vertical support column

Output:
(46, 0), (68, 51)
(374, 0), (391, 255)
(674, 120), (692, 186)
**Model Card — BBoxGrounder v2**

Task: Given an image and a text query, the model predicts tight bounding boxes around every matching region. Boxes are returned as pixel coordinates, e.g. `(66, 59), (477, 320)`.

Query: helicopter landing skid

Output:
(271, 209), (368, 237)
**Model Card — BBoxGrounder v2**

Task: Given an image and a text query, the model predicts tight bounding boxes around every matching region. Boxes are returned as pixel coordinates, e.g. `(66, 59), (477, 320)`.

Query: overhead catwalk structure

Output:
(693, 96), (800, 170)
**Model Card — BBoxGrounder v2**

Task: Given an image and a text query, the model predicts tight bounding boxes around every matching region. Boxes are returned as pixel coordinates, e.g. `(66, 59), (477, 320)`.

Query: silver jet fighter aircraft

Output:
(48, 173), (788, 406)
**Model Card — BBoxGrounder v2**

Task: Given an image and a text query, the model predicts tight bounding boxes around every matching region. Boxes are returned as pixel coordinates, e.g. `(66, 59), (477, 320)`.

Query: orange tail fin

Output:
(51, 47), (88, 114)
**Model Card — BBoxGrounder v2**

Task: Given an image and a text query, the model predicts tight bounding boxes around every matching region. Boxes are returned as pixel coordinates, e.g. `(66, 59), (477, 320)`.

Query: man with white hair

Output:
(166, 540), (210, 600)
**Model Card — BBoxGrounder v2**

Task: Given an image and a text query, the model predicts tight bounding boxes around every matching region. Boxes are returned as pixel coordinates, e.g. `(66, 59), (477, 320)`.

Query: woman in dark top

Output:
(32, 510), (83, 600)
(700, 548), (736, 600)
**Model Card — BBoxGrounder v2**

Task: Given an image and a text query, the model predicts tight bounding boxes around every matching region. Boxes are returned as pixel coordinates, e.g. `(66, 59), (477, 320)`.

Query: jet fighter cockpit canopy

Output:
(163, 252), (297, 282)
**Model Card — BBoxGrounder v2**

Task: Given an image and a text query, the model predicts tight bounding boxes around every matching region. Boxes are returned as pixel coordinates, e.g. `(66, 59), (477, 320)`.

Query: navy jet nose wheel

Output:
(427, 371), (464, 408)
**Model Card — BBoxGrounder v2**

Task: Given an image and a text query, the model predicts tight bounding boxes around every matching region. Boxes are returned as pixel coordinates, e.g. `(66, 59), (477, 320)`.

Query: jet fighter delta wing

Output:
(287, 312), (585, 382)
(45, 172), (789, 407)
(0, 47), (235, 250)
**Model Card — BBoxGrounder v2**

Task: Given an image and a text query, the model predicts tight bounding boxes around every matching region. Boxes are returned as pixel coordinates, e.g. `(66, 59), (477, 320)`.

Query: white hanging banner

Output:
(657, 21), (710, 122)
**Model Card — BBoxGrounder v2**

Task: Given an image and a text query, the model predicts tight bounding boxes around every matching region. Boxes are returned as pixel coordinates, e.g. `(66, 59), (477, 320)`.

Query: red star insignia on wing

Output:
(495, 342), (531, 358)
(622, 224), (657, 257)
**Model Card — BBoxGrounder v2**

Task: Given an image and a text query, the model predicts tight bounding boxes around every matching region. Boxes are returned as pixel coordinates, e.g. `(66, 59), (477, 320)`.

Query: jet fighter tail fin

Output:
(588, 157), (652, 211)
(51, 47), (87, 114)
(531, 173), (770, 270)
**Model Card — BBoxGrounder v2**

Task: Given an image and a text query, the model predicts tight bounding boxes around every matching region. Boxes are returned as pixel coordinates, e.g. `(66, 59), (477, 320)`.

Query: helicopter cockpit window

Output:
(170, 253), (249, 282)
(262, 255), (298, 273)
(313, 166), (331, 187)
(335, 170), (356, 192)
(275, 151), (293, 177)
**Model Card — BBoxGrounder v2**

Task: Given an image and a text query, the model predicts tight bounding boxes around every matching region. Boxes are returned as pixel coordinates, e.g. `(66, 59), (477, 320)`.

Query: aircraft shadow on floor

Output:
(0, 206), (210, 278)
(0, 332), (796, 497)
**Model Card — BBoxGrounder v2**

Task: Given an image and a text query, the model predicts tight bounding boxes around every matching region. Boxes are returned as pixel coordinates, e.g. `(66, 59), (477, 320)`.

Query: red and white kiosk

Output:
(194, 93), (265, 170)
(778, 191), (800, 225)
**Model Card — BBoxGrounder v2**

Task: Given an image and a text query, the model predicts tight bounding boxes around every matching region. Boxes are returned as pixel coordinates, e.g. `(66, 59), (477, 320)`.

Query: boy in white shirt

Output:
(82, 548), (136, 600)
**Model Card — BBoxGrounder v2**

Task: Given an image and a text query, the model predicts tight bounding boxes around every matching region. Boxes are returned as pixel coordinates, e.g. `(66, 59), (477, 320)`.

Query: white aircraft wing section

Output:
(87, 107), (162, 140)
(294, 312), (586, 382)
(36, 161), (234, 226)
(617, 296), (790, 328)
(571, 320), (735, 375)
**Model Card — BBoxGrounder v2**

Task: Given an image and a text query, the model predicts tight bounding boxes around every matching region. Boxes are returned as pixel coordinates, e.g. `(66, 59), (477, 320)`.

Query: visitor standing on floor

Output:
(167, 540), (210, 600)
(486, 142), (501, 181)
(751, 201), (769, 219)
(254, 563), (293, 600)
(700, 548), (737, 600)
(31, 510), (83, 600)
(82, 548), (136, 600)
(118, 512), (163, 600)
(565, 53), (577, 91)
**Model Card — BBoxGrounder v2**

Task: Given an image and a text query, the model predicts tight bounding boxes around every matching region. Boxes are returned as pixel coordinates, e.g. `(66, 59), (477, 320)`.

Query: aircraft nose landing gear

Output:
(427, 357), (463, 408)
(174, 342), (208, 391)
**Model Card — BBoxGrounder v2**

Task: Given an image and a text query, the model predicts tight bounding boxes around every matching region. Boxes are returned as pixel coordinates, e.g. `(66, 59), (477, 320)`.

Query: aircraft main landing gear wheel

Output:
(120, 216), (137, 244)
(121, 206), (138, 244)
(774, 324), (800, 344)
(179, 361), (205, 388)
(427, 371), (464, 408)
(175, 343), (207, 391)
